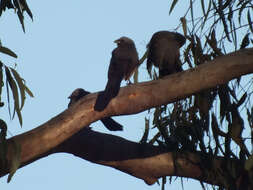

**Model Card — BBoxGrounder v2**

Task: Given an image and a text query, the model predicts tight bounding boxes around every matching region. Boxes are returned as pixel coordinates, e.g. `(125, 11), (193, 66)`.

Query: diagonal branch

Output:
(1, 48), (253, 186)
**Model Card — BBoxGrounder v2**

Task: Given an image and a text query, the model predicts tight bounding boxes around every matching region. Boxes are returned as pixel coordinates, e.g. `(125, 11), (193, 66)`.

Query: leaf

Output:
(238, 1), (248, 26)
(13, 0), (25, 32)
(0, 61), (3, 102)
(229, 104), (250, 156)
(0, 0), (14, 16)
(5, 66), (23, 125)
(149, 132), (161, 145)
(24, 84), (34, 97)
(10, 68), (26, 109)
(211, 113), (226, 156)
(180, 17), (187, 36)
(169, 0), (179, 14)
(240, 33), (249, 49)
(20, 0), (33, 20)
(0, 46), (18, 58)
(139, 117), (150, 144)
(7, 139), (21, 183)
(213, 1), (231, 42)
(237, 92), (247, 107)
(248, 10), (253, 33)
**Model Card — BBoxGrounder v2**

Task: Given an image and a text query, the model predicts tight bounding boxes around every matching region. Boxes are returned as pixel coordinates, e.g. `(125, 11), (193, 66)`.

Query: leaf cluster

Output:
(141, 1), (253, 189)
(0, 0), (33, 32)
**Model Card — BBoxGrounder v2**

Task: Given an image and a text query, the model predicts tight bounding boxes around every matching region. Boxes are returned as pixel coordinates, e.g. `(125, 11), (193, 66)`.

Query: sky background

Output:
(0, 0), (205, 189)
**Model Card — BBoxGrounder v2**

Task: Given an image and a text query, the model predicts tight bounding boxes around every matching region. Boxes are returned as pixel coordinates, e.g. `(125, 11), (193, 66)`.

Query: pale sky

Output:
(0, 1), (202, 189)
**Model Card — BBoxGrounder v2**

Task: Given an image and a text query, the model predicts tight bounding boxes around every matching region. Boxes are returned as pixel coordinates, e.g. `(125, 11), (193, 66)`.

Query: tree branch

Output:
(1, 48), (253, 186)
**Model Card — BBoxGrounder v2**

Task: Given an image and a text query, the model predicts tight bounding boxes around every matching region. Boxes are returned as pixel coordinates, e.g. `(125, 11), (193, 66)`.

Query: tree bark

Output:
(1, 48), (253, 187)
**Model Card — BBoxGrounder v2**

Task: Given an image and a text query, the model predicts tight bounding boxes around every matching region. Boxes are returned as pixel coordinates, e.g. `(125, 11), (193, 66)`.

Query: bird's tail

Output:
(94, 77), (121, 111)
(100, 117), (123, 131)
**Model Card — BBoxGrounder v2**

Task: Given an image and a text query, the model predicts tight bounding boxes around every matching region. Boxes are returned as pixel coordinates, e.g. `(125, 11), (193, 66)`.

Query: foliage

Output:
(0, 0), (33, 32)
(144, 0), (253, 189)
(0, 0), (33, 182)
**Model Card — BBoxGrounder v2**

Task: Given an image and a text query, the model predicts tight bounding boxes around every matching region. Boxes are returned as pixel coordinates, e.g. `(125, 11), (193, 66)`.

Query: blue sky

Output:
(0, 0), (203, 189)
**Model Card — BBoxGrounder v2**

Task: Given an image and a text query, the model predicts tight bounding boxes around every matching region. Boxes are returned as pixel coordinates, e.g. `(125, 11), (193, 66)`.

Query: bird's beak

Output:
(114, 39), (120, 44)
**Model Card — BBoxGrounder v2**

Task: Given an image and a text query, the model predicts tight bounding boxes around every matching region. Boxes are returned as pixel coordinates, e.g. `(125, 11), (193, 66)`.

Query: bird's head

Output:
(68, 88), (90, 107)
(114, 36), (135, 47)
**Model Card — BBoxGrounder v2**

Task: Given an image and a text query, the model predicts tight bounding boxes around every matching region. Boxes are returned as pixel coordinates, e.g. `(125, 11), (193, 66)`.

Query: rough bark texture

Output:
(1, 48), (253, 187)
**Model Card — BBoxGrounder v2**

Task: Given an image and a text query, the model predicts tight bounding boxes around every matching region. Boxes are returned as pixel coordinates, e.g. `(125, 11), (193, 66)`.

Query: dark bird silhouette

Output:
(147, 31), (186, 77)
(94, 36), (139, 111)
(68, 88), (123, 131)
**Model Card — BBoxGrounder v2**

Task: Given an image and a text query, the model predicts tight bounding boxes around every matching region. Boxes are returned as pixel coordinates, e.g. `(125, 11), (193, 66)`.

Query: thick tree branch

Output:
(12, 128), (247, 187)
(1, 48), (253, 186)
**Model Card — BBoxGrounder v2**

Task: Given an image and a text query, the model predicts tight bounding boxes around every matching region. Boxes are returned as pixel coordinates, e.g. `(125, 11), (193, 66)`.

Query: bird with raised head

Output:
(94, 36), (139, 111)
(147, 31), (186, 77)
(68, 88), (123, 131)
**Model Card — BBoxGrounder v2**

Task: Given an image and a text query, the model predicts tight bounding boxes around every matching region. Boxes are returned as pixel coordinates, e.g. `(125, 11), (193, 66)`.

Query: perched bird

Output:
(68, 88), (123, 131)
(94, 36), (139, 111)
(147, 31), (186, 77)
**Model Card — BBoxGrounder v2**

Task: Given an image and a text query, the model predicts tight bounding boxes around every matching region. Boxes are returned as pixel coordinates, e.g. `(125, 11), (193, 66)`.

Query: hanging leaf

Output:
(0, 0), (14, 16)
(247, 10), (253, 33)
(237, 92), (247, 107)
(240, 33), (249, 49)
(13, 0), (24, 31)
(169, 0), (179, 14)
(0, 46), (18, 58)
(180, 17), (187, 36)
(139, 117), (150, 144)
(0, 61), (3, 103)
(229, 104), (250, 156)
(10, 68), (26, 110)
(213, 1), (231, 42)
(5, 66), (23, 125)
(24, 84), (34, 97)
(20, 0), (33, 20)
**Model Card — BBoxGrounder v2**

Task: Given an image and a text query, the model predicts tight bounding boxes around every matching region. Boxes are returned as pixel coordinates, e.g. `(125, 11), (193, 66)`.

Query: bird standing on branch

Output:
(68, 88), (123, 131)
(94, 37), (139, 111)
(147, 31), (186, 77)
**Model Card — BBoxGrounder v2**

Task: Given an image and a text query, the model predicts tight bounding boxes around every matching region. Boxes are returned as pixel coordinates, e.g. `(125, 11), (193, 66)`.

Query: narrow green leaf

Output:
(140, 117), (150, 143)
(10, 68), (26, 110)
(180, 17), (187, 36)
(240, 33), (250, 49)
(13, 0), (25, 32)
(169, 0), (179, 14)
(24, 84), (34, 97)
(0, 61), (3, 101)
(5, 66), (23, 125)
(237, 92), (247, 107)
(7, 140), (21, 183)
(190, 0), (194, 28)
(20, 0), (33, 20)
(0, 46), (18, 58)
(247, 10), (253, 33)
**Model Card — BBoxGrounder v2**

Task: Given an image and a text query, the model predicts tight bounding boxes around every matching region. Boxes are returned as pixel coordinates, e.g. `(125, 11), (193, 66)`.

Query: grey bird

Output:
(94, 36), (139, 111)
(68, 88), (123, 131)
(147, 31), (186, 77)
